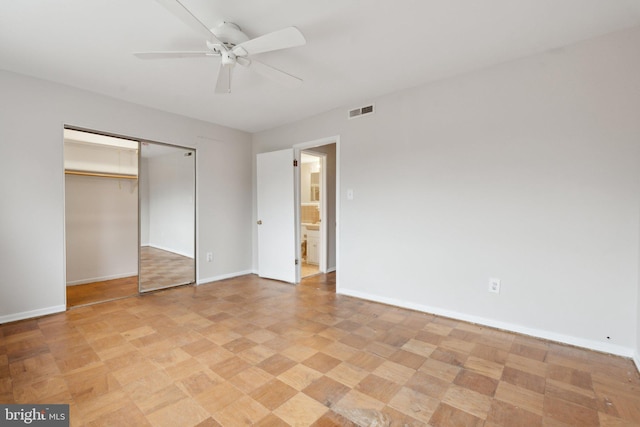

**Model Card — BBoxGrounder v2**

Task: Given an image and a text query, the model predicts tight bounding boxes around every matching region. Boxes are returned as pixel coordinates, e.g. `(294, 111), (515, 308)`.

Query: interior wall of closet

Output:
(64, 129), (139, 289)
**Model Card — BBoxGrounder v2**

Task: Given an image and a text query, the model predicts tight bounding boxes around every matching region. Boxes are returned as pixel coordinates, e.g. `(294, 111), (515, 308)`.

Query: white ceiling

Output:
(2, 1), (640, 133)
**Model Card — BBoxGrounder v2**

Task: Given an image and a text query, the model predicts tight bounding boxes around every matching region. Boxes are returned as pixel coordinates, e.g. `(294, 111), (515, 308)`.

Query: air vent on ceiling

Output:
(348, 104), (375, 120)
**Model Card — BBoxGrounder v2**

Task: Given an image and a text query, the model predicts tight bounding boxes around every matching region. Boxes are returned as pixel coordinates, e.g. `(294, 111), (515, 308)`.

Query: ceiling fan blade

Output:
(133, 51), (212, 59)
(232, 27), (306, 57)
(239, 58), (302, 89)
(215, 64), (233, 94)
(154, 0), (222, 44)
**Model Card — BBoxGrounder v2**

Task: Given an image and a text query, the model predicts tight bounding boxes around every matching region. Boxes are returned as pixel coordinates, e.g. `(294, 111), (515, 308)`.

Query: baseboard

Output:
(338, 288), (635, 358)
(198, 270), (254, 285)
(146, 244), (194, 259)
(634, 352), (640, 374)
(0, 305), (66, 324)
(66, 271), (138, 286)
(326, 267), (337, 273)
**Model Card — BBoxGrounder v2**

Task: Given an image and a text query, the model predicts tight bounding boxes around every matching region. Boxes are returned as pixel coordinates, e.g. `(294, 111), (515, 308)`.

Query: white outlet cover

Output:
(489, 278), (500, 293)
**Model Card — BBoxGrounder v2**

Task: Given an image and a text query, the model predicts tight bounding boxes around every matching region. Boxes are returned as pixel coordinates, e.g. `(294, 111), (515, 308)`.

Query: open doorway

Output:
(255, 138), (338, 286)
(300, 152), (323, 277)
(298, 142), (337, 280)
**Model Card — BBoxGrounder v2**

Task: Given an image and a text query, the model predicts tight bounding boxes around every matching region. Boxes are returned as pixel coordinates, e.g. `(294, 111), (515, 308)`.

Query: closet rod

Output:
(65, 170), (138, 180)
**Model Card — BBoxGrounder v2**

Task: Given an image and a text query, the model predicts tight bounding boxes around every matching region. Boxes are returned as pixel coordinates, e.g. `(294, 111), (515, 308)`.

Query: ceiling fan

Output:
(134, 0), (306, 94)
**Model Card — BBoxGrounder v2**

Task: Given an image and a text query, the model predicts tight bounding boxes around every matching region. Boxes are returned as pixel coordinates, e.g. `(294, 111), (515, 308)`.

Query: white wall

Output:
(65, 174), (138, 284)
(253, 27), (640, 356)
(146, 150), (195, 258)
(0, 70), (253, 323)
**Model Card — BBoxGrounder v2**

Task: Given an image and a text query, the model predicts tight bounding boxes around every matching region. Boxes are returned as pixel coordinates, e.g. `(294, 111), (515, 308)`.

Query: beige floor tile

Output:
(430, 402), (484, 427)
(237, 344), (277, 365)
(373, 360), (416, 384)
(212, 395), (269, 426)
(302, 352), (341, 373)
(250, 378), (298, 410)
(326, 362), (370, 388)
(404, 370), (450, 400)
(254, 414), (290, 427)
(442, 384), (493, 420)
(278, 363), (324, 390)
(146, 398), (210, 427)
(228, 366), (273, 393)
(332, 389), (387, 424)
(464, 355), (505, 380)
(195, 382), (244, 414)
(494, 381), (544, 416)
(121, 369), (173, 399)
(75, 389), (132, 423)
(12, 374), (72, 403)
(111, 360), (160, 386)
(273, 392), (328, 426)
(419, 357), (462, 382)
(356, 373), (402, 403)
(401, 338), (437, 357)
(87, 402), (151, 427)
(281, 344), (318, 362)
(387, 386), (440, 424)
(132, 384), (188, 415)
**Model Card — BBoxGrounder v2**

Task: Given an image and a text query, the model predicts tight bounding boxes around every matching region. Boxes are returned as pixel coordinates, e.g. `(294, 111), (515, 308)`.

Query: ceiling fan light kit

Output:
(134, 0), (306, 94)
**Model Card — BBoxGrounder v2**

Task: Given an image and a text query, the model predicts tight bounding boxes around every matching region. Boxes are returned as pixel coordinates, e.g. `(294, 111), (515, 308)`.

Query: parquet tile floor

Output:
(2, 272), (640, 426)
(67, 276), (139, 308)
(140, 246), (195, 292)
(67, 247), (194, 308)
(301, 262), (320, 278)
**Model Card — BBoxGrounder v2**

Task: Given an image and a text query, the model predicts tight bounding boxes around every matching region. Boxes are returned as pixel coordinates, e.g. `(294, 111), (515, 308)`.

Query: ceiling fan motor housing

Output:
(211, 22), (249, 48)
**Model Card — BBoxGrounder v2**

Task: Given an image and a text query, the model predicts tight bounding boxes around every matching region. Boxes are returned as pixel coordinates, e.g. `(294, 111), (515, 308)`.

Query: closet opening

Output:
(63, 128), (196, 307)
(64, 128), (139, 307)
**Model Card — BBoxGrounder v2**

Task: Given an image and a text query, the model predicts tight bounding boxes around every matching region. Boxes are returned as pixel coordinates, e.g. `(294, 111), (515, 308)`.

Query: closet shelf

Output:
(65, 169), (138, 180)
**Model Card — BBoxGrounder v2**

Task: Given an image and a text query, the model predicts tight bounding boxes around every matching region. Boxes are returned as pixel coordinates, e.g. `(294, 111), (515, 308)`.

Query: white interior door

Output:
(257, 149), (296, 282)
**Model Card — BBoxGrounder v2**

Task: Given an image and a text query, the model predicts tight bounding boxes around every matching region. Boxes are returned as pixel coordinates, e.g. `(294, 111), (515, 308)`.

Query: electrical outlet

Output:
(489, 278), (500, 294)
(206, 252), (213, 262)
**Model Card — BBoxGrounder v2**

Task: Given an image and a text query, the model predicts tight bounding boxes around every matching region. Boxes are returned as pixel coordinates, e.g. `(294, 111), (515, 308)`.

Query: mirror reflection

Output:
(139, 142), (195, 292)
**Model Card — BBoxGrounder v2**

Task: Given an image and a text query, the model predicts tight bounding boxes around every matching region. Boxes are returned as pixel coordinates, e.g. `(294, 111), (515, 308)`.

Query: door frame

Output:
(293, 135), (340, 286)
